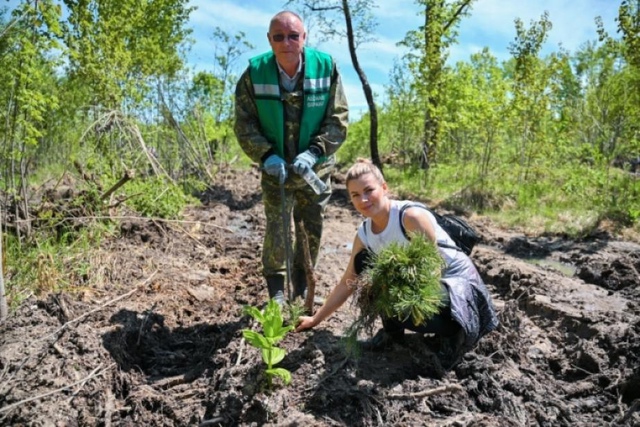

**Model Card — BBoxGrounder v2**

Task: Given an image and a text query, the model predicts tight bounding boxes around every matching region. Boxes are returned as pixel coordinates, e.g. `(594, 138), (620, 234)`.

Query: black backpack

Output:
(399, 203), (481, 255)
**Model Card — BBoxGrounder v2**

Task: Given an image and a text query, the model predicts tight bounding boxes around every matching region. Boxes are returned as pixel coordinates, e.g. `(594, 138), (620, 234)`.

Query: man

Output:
(234, 11), (349, 304)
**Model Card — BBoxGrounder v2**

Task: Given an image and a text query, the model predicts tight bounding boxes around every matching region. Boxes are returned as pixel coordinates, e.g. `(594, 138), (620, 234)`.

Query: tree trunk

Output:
(0, 203), (8, 321)
(341, 0), (382, 172)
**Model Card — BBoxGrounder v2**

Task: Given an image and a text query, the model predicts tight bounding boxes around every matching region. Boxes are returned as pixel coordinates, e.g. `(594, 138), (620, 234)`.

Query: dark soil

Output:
(1, 166), (639, 426)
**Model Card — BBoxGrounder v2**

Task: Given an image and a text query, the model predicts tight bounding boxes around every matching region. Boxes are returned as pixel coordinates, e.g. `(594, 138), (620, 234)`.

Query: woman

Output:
(296, 159), (499, 368)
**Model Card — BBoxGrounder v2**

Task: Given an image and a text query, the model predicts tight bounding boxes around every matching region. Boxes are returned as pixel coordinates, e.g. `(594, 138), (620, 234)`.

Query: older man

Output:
(234, 11), (349, 304)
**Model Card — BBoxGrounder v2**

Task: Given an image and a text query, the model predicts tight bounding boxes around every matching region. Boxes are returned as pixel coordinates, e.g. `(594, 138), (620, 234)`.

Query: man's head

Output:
(268, 11), (306, 73)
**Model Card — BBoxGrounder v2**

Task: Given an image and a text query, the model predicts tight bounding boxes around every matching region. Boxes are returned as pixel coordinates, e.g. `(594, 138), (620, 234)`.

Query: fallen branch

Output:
(235, 337), (246, 367)
(0, 363), (116, 414)
(154, 374), (188, 389)
(617, 398), (640, 424)
(104, 389), (115, 427)
(68, 363), (104, 402)
(136, 302), (158, 346)
(73, 160), (102, 190)
(40, 270), (157, 342)
(386, 383), (464, 399)
(107, 192), (144, 209)
(305, 357), (349, 392)
(199, 416), (227, 426)
(51, 343), (66, 356)
(100, 169), (135, 201)
(167, 223), (207, 250)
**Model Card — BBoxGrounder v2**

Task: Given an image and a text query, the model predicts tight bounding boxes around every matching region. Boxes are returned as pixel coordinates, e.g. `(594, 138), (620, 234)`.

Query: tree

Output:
(441, 49), (508, 187)
(618, 0), (640, 70)
(616, 0), (640, 152)
(207, 27), (254, 125)
(506, 12), (553, 183)
(173, 28), (254, 179)
(400, 0), (475, 169)
(0, 203), (6, 321)
(0, 0), (62, 242)
(286, 0), (383, 170)
(62, 0), (194, 110)
(580, 10), (640, 165)
(382, 58), (423, 166)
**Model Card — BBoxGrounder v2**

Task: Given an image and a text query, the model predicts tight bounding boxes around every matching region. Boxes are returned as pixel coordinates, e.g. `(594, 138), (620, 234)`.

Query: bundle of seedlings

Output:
(346, 232), (446, 349)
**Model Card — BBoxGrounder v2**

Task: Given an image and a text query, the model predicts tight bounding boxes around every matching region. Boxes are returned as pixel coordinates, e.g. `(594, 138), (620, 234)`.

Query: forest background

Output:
(0, 0), (638, 317)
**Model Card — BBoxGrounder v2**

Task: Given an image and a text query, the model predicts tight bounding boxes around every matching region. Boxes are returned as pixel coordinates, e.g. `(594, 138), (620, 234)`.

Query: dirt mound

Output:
(1, 167), (639, 426)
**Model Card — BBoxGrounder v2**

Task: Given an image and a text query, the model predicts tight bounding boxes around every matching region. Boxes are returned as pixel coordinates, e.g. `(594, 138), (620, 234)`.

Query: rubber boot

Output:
(291, 267), (306, 300)
(265, 275), (286, 306)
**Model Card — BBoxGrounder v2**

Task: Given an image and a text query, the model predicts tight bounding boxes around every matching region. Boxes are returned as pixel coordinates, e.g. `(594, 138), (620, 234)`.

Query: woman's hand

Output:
(295, 316), (317, 332)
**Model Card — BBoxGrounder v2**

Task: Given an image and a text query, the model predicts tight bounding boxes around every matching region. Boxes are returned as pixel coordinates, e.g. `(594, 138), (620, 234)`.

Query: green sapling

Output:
(242, 299), (295, 388)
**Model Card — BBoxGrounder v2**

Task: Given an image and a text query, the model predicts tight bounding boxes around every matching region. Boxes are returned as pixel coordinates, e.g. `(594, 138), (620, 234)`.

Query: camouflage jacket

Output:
(234, 50), (349, 167)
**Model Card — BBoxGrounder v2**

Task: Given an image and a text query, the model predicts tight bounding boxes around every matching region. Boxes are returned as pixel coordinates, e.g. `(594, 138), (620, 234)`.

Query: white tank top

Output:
(356, 200), (459, 263)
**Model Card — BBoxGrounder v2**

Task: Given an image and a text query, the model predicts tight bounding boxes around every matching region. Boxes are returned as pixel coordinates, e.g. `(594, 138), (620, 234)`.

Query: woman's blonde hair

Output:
(345, 158), (385, 187)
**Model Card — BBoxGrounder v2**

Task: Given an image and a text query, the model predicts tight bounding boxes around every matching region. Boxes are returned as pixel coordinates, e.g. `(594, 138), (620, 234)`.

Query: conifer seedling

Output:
(347, 233), (446, 345)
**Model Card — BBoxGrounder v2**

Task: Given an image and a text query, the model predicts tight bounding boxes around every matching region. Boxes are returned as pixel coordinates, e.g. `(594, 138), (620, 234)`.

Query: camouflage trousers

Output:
(261, 169), (332, 298)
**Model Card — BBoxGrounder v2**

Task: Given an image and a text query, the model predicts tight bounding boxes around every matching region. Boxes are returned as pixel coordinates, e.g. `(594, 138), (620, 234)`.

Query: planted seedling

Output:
(242, 299), (295, 388)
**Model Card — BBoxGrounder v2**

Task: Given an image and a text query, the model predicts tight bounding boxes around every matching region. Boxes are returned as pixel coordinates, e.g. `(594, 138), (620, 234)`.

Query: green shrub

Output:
(122, 177), (199, 219)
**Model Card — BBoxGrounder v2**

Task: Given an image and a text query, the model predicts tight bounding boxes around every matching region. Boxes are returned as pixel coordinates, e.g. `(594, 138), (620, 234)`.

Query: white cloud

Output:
(189, 0), (273, 29)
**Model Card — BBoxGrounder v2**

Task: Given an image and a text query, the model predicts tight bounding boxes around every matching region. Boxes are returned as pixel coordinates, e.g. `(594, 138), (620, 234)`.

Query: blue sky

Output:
(188, 0), (621, 118)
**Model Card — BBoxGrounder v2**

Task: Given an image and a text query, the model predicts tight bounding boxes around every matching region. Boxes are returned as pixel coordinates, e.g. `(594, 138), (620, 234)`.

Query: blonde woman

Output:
(296, 159), (499, 368)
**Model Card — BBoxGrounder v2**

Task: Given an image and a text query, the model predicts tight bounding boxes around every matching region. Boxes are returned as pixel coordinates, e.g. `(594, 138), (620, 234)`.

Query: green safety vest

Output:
(249, 48), (332, 160)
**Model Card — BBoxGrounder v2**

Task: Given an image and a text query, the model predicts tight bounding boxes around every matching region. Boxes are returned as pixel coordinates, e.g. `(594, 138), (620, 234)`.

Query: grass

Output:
(379, 160), (640, 241)
(4, 222), (116, 308)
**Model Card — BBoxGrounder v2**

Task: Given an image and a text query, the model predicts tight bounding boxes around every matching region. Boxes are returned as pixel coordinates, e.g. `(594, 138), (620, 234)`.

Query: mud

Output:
(1, 166), (639, 426)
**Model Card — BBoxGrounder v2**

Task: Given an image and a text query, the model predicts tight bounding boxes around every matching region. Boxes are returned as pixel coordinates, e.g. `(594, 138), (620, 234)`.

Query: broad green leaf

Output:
(242, 330), (269, 349)
(243, 305), (265, 324)
(264, 325), (294, 345)
(266, 368), (292, 385)
(263, 315), (279, 338)
(277, 324), (295, 336)
(263, 300), (284, 337)
(263, 346), (286, 366)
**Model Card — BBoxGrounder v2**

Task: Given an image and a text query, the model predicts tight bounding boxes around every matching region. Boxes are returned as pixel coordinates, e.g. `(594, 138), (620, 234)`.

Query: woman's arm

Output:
(402, 206), (437, 243)
(295, 233), (365, 332)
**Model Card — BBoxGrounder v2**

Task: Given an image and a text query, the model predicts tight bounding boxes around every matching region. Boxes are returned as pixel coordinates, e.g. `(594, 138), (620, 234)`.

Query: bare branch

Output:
(386, 383), (464, 399)
(443, 0), (473, 33)
(39, 271), (157, 342)
(0, 363), (116, 414)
